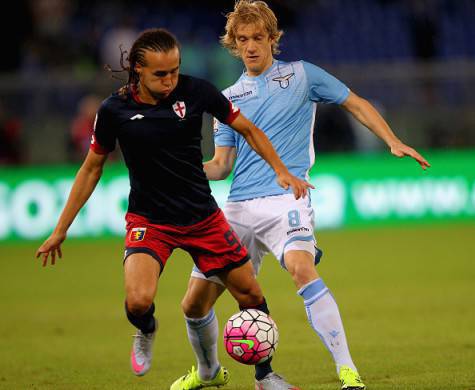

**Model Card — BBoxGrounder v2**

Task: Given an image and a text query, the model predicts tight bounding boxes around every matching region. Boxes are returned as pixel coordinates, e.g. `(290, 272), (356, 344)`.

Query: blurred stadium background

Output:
(0, 1), (474, 389)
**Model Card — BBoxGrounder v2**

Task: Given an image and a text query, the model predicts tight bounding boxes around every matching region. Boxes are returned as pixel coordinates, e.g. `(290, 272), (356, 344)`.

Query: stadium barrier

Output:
(0, 150), (474, 241)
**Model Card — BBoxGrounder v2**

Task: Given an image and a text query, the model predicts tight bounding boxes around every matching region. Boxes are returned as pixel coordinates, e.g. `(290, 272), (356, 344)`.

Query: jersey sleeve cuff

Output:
(214, 140), (236, 147)
(336, 87), (350, 104)
(90, 136), (112, 154)
(224, 101), (240, 125)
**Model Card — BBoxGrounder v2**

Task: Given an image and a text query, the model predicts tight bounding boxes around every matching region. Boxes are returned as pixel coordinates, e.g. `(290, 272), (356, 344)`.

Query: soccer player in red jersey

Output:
(36, 28), (312, 380)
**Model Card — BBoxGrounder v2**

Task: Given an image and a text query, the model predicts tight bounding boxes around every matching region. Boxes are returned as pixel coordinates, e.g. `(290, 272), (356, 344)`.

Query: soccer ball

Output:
(223, 309), (278, 365)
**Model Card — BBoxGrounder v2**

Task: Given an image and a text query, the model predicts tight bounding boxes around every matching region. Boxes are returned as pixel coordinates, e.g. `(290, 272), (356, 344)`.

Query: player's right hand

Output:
(276, 172), (315, 200)
(35, 232), (66, 267)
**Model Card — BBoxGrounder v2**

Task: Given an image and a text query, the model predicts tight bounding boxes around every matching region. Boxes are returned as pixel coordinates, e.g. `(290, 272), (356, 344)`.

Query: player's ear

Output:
(134, 63), (143, 74)
(268, 33), (276, 46)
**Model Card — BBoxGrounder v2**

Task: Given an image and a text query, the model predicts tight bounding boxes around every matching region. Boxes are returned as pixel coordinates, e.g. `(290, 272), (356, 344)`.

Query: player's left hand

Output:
(276, 172), (315, 199)
(390, 141), (431, 170)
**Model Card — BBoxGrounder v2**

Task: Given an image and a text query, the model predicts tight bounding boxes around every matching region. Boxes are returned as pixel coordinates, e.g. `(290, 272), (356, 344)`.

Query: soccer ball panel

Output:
(256, 329), (268, 342)
(240, 310), (254, 321)
(232, 317), (244, 328)
(257, 321), (271, 331)
(267, 329), (275, 344)
(257, 341), (271, 352)
(247, 309), (261, 320)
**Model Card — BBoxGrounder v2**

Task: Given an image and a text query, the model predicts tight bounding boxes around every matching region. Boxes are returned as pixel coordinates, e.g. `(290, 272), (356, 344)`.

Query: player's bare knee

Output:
(126, 291), (154, 315)
(181, 295), (210, 318)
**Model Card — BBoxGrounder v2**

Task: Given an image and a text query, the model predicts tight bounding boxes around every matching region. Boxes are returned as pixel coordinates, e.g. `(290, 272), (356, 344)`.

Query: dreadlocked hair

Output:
(106, 28), (180, 95)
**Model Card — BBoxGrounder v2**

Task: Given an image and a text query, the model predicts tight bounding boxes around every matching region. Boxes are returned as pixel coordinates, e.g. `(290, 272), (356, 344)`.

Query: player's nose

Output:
(246, 40), (257, 52)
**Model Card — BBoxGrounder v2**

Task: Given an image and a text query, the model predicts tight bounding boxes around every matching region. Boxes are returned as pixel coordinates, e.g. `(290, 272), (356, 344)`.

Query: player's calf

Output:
(284, 250), (319, 289)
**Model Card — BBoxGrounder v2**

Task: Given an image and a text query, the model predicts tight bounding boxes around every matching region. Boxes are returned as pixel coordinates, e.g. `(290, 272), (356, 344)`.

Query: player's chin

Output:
(151, 89), (172, 99)
(244, 61), (261, 72)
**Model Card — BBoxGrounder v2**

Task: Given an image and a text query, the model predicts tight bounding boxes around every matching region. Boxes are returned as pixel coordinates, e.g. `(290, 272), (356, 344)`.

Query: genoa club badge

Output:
(173, 101), (186, 118)
(130, 227), (147, 242)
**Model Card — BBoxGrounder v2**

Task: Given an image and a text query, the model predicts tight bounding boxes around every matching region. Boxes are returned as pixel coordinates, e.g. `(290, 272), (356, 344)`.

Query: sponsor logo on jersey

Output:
(130, 114), (144, 121)
(173, 101), (186, 118)
(130, 227), (147, 242)
(229, 90), (253, 101)
(272, 73), (295, 89)
(213, 117), (219, 133)
(286, 226), (311, 236)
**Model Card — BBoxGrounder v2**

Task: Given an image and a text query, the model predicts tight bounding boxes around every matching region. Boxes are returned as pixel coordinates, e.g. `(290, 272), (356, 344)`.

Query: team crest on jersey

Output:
(173, 101), (186, 118)
(272, 73), (295, 89)
(130, 227), (147, 242)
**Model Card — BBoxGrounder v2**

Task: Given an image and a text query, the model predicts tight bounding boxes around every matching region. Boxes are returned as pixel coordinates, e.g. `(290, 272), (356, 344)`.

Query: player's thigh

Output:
(124, 253), (161, 309)
(123, 213), (175, 308)
(182, 276), (226, 318)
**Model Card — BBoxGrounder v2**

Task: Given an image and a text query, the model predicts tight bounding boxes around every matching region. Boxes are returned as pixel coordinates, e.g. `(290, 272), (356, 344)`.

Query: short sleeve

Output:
(90, 101), (116, 154)
(213, 117), (236, 147)
(302, 61), (350, 104)
(201, 80), (240, 125)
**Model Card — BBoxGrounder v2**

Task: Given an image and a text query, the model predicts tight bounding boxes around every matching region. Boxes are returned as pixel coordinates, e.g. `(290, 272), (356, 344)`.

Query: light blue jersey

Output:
(214, 60), (349, 201)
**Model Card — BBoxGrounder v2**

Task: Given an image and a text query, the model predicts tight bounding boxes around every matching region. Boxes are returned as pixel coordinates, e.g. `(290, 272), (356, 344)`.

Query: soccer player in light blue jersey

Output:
(171, 2), (430, 390)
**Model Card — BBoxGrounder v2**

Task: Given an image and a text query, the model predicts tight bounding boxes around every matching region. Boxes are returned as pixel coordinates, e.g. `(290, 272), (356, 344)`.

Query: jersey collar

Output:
(241, 60), (278, 82)
(131, 84), (145, 104)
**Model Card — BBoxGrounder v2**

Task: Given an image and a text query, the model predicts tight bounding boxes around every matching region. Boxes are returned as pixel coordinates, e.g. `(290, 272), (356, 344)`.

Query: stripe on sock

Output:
(297, 278), (329, 306)
(185, 309), (216, 329)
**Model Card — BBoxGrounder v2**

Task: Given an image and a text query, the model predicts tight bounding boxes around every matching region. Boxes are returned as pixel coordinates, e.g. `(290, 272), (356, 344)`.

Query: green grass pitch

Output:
(1, 224), (474, 389)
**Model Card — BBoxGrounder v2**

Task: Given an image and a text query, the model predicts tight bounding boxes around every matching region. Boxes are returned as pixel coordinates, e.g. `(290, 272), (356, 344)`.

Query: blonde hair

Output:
(221, 0), (283, 57)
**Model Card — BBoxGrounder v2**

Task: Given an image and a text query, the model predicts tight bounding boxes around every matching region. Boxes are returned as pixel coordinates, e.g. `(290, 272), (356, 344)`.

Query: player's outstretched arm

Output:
(203, 146), (236, 180)
(35, 150), (108, 266)
(342, 91), (430, 170)
(229, 113), (314, 199)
